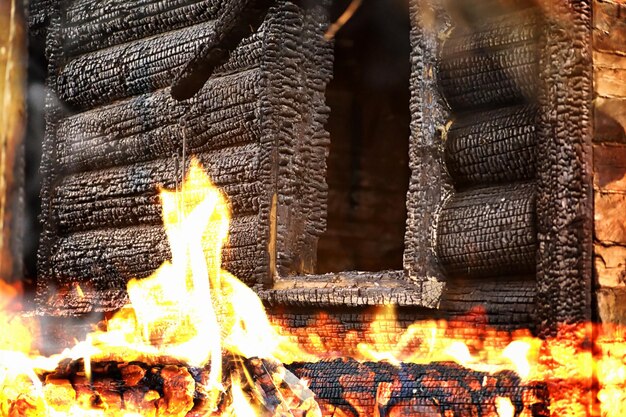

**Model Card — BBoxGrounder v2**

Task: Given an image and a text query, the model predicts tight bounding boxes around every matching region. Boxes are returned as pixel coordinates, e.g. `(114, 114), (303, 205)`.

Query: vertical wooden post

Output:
(0, 0), (26, 283)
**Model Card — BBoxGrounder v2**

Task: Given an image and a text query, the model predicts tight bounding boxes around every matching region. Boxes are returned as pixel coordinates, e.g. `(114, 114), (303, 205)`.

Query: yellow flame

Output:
(494, 396), (515, 417)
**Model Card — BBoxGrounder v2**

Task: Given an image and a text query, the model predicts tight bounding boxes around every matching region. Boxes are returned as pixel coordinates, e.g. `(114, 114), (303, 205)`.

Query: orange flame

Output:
(0, 159), (625, 416)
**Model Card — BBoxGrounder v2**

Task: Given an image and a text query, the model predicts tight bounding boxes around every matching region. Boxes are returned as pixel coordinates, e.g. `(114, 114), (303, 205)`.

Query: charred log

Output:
(38, 0), (333, 314)
(445, 104), (538, 188)
(30, 357), (548, 417)
(436, 183), (536, 278)
(438, 8), (540, 111)
(288, 359), (549, 417)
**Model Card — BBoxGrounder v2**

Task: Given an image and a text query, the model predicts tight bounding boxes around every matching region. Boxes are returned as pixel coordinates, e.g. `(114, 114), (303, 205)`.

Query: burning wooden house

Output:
(0, 0), (624, 415)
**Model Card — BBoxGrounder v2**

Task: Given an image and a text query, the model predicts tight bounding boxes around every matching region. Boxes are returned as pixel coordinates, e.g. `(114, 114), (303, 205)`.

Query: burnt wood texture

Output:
(411, 0), (593, 335)
(434, 1), (540, 281)
(32, 0), (333, 315)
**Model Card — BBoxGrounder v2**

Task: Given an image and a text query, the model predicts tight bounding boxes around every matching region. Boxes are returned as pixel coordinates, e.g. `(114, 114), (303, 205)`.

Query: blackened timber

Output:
(445, 104), (538, 188)
(56, 68), (262, 174)
(171, 0), (275, 100)
(47, 215), (259, 292)
(62, 0), (220, 56)
(535, 0), (593, 336)
(438, 7), (540, 111)
(440, 278), (537, 330)
(436, 183), (536, 278)
(52, 146), (261, 232)
(404, 0), (452, 306)
(438, 44), (538, 111)
(287, 358), (548, 417)
(38, 0), (333, 313)
(57, 22), (264, 110)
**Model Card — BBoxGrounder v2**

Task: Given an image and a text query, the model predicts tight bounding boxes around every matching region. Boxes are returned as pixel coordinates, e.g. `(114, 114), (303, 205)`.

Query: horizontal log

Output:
(436, 183), (537, 278)
(52, 145), (261, 232)
(438, 8), (540, 111)
(441, 8), (539, 58)
(62, 0), (220, 56)
(438, 44), (538, 111)
(445, 104), (538, 188)
(56, 68), (262, 174)
(56, 21), (263, 109)
(288, 359), (548, 417)
(48, 214), (261, 288)
(29, 357), (547, 417)
(440, 278), (537, 330)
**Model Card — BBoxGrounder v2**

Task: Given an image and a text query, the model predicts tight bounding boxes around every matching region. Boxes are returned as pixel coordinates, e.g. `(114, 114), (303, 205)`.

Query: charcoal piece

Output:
(437, 8), (540, 111)
(445, 104), (538, 188)
(436, 182), (536, 278)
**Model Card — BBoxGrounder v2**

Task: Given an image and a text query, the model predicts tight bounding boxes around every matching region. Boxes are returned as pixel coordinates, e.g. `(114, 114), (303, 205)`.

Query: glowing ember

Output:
(0, 160), (625, 416)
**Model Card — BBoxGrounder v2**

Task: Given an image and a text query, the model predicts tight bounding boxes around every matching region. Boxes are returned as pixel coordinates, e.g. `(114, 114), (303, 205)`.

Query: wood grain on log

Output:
(436, 182), (536, 278)
(52, 147), (261, 232)
(438, 8), (539, 111)
(403, 0), (452, 306)
(56, 68), (262, 174)
(445, 104), (537, 188)
(62, 0), (221, 56)
(288, 358), (548, 417)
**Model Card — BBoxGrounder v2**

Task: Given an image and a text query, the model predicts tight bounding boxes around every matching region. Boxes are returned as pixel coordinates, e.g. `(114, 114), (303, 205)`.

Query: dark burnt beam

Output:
(535, 0), (594, 336)
(404, 0), (453, 306)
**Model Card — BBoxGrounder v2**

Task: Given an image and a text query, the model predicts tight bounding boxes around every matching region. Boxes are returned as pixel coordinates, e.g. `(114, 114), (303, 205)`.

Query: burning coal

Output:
(0, 160), (624, 417)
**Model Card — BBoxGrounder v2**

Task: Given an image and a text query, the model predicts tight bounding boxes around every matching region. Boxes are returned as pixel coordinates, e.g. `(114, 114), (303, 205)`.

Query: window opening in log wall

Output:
(316, 0), (411, 274)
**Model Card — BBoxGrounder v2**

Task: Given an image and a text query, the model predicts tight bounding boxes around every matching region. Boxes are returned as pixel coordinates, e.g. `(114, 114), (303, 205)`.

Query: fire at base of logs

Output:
(21, 356), (318, 417)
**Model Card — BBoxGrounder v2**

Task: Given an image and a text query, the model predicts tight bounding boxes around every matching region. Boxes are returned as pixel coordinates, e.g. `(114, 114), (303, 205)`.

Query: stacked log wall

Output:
(33, 0), (333, 315)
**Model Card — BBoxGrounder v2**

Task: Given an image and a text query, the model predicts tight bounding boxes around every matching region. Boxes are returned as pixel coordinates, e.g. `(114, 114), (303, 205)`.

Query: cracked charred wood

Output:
(436, 183), (536, 278)
(38, 0), (332, 314)
(171, 0), (275, 101)
(52, 150), (261, 232)
(534, 0), (593, 336)
(444, 104), (538, 189)
(288, 358), (549, 417)
(55, 69), (262, 174)
(62, 0), (221, 57)
(437, 7), (540, 111)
